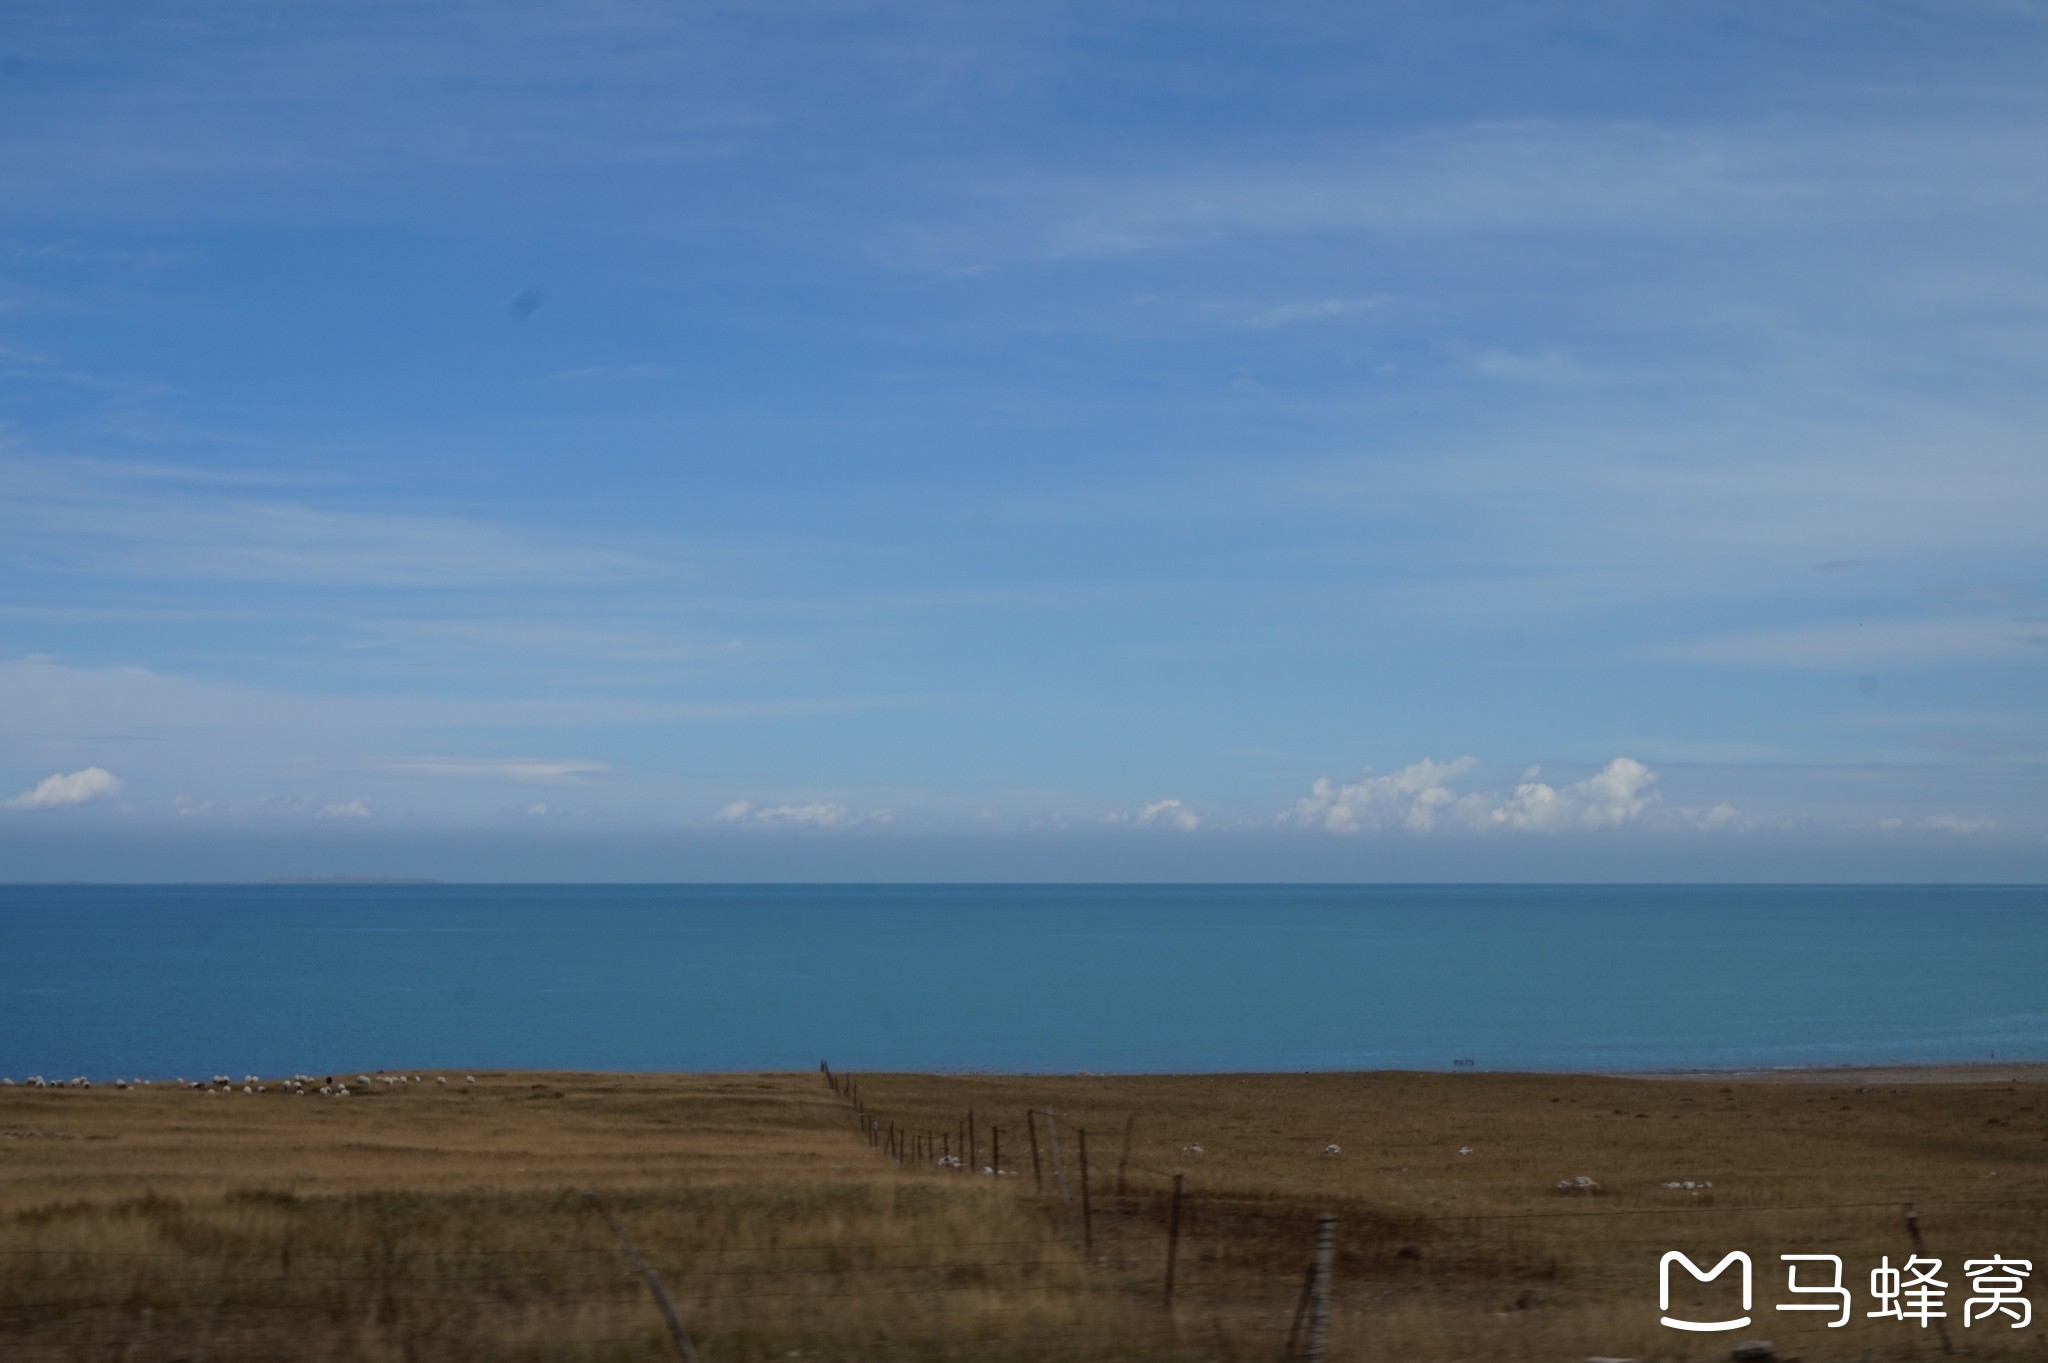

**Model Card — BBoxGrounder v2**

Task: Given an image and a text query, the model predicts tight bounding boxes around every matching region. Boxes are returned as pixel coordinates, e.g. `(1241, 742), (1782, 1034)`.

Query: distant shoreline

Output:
(259, 877), (446, 885)
(9, 1061), (2047, 1086)
(1618, 1060), (2048, 1084)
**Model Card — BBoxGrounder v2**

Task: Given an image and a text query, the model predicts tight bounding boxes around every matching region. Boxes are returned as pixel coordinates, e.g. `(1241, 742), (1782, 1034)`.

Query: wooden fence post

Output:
(1904, 1203), (1955, 1356)
(1027, 1109), (1042, 1189)
(1116, 1113), (1135, 1198)
(967, 1109), (977, 1171)
(1078, 1127), (1093, 1251)
(583, 1191), (702, 1363)
(991, 1125), (1001, 1176)
(1045, 1107), (1071, 1204)
(1304, 1212), (1336, 1363)
(1163, 1173), (1184, 1309)
(1284, 1259), (1316, 1359)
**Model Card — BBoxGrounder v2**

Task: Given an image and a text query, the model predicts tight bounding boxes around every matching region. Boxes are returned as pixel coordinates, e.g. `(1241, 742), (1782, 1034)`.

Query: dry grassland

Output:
(2, 1067), (2045, 1362)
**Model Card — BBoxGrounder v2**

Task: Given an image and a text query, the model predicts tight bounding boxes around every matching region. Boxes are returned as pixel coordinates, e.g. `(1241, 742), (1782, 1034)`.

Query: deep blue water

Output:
(1, 884), (2044, 1079)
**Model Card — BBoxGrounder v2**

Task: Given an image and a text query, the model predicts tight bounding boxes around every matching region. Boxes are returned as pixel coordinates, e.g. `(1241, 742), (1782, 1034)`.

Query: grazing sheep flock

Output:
(0, 1070), (477, 1098)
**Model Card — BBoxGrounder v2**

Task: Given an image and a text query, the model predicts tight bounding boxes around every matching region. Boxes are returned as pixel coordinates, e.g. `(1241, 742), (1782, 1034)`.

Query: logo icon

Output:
(1661, 1251), (1753, 1332)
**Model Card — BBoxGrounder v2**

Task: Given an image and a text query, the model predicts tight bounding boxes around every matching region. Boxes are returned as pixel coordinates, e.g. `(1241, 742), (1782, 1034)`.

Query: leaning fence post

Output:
(1903, 1203), (1955, 1356)
(1045, 1107), (1072, 1204)
(583, 1191), (701, 1363)
(1078, 1127), (1093, 1251)
(1304, 1212), (1336, 1363)
(1163, 1173), (1184, 1309)
(1027, 1109), (1043, 1189)
(1283, 1258), (1316, 1359)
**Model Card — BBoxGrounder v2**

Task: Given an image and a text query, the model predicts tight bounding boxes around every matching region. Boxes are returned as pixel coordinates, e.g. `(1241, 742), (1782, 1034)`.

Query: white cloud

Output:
(170, 794), (213, 817)
(1288, 757), (1481, 834)
(1105, 797), (1202, 831)
(4, 765), (123, 810)
(714, 800), (884, 828)
(1693, 802), (1744, 832)
(1491, 757), (1659, 832)
(525, 803), (549, 817)
(318, 799), (372, 819)
(1288, 756), (1664, 836)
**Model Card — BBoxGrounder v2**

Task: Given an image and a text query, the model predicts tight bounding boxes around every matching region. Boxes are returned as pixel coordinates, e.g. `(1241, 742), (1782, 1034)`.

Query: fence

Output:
(817, 1062), (2048, 1361)
(1, 1065), (2042, 1362)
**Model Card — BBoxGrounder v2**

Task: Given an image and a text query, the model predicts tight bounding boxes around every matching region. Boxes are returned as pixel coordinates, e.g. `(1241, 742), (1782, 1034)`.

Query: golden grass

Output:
(3, 1067), (2046, 1361)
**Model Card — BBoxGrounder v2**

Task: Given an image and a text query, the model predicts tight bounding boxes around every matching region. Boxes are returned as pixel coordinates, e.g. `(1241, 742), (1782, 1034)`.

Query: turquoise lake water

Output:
(1, 883), (2043, 1078)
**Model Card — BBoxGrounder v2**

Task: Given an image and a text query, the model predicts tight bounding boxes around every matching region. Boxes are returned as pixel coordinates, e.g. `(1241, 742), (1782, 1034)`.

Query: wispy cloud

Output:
(1924, 813), (1995, 835)
(714, 800), (892, 828)
(0, 455), (653, 587)
(985, 117), (2048, 262)
(1663, 617), (2048, 669)
(0, 656), (907, 755)
(370, 758), (611, 784)
(1103, 797), (1202, 831)
(1195, 296), (1388, 330)
(359, 619), (743, 664)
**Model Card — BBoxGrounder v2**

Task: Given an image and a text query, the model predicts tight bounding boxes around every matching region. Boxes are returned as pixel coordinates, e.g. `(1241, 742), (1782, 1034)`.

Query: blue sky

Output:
(3, 1), (2045, 880)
